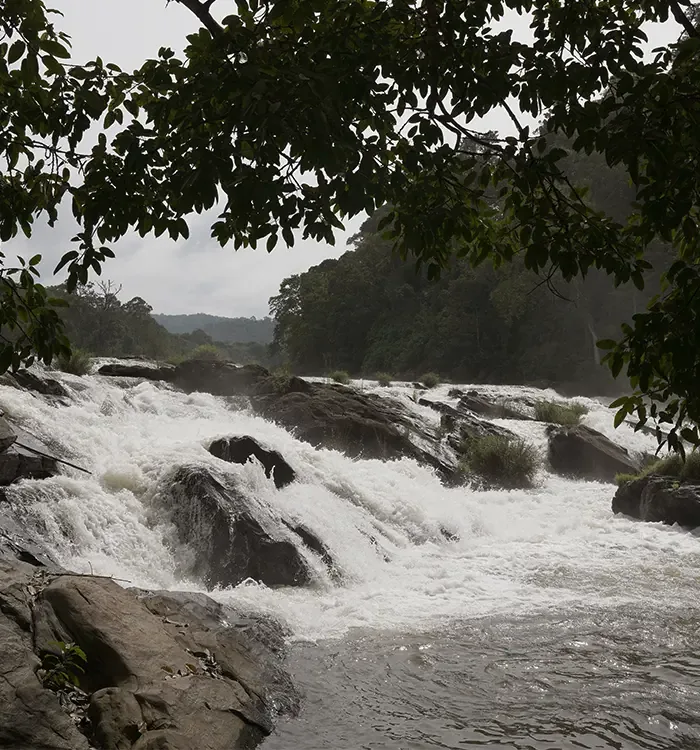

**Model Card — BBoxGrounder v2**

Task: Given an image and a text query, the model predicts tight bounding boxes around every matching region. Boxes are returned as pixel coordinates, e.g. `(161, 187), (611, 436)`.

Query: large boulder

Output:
(0, 561), (91, 750)
(8, 369), (70, 398)
(546, 424), (639, 482)
(98, 362), (176, 381)
(172, 361), (269, 397)
(208, 436), (295, 489)
(613, 475), (700, 527)
(28, 575), (297, 750)
(250, 380), (457, 480)
(160, 466), (311, 589)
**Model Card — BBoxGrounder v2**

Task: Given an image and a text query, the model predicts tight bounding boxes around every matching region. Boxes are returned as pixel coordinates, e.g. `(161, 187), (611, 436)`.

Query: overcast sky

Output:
(5, 1), (681, 317)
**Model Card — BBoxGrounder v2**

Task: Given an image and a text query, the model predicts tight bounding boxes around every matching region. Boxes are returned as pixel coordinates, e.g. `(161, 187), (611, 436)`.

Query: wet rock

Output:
(173, 361), (269, 397)
(163, 466), (312, 589)
(251, 381), (457, 480)
(0, 443), (57, 485)
(283, 521), (336, 577)
(137, 590), (299, 717)
(458, 393), (532, 421)
(419, 398), (516, 441)
(613, 475), (700, 527)
(547, 424), (639, 483)
(208, 436), (295, 489)
(0, 508), (59, 570)
(10, 369), (70, 398)
(31, 575), (294, 750)
(98, 362), (176, 381)
(0, 416), (17, 452)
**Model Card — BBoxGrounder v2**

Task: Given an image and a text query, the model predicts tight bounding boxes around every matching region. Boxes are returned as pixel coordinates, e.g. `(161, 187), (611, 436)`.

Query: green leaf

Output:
(8, 40), (25, 64)
(54, 251), (79, 273)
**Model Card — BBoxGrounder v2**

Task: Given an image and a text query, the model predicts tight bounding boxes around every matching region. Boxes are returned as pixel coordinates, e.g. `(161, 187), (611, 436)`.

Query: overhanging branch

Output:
(172, 0), (223, 38)
(669, 0), (699, 38)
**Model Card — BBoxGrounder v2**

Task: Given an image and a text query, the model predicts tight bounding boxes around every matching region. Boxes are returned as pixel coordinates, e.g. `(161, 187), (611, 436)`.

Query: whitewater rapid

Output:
(2, 368), (698, 641)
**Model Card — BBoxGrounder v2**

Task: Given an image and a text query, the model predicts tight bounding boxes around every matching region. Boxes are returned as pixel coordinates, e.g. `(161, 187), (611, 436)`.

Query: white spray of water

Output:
(1, 371), (697, 641)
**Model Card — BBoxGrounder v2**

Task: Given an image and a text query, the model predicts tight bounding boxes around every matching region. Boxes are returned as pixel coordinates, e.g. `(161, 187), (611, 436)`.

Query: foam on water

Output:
(1, 369), (697, 641)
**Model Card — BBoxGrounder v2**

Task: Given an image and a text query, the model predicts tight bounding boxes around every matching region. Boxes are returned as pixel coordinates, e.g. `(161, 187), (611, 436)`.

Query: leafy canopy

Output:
(1, 0), (700, 450)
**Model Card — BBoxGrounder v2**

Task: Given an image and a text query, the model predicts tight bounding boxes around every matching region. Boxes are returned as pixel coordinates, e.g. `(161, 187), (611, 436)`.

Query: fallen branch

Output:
(14, 441), (92, 475)
(58, 573), (132, 584)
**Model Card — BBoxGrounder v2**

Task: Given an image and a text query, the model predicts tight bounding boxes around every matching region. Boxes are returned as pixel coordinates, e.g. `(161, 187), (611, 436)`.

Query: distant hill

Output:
(152, 313), (274, 344)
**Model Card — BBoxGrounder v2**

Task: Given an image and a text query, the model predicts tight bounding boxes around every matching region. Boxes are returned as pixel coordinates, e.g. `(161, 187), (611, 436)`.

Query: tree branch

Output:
(172, 0), (223, 38)
(669, 0), (698, 38)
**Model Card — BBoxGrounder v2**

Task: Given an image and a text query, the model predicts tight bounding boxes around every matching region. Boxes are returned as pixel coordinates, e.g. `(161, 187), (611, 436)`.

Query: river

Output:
(1, 369), (698, 749)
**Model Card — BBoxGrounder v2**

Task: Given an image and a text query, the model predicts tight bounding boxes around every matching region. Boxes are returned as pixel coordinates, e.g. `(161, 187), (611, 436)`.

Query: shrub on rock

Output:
(460, 434), (539, 489)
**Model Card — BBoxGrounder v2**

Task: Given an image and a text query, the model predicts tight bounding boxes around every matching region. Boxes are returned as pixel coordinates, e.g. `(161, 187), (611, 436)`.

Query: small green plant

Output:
(55, 348), (92, 376)
(420, 372), (440, 389)
(268, 364), (293, 393)
(187, 343), (222, 361)
(329, 370), (350, 384)
(534, 400), (588, 426)
(375, 372), (393, 387)
(460, 434), (540, 489)
(40, 641), (87, 690)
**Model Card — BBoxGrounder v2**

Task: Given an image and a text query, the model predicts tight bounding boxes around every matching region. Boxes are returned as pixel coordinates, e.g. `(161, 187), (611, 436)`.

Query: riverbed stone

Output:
(547, 424), (639, 482)
(162, 466), (312, 588)
(208, 436), (296, 489)
(613, 475), (700, 527)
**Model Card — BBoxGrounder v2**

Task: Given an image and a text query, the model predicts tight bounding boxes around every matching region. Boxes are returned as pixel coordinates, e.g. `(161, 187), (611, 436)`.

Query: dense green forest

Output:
(270, 141), (673, 394)
(49, 283), (271, 366)
(152, 314), (274, 343)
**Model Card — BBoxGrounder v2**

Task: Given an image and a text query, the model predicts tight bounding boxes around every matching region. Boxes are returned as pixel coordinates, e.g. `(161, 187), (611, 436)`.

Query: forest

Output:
(270, 139), (673, 394)
(153, 314), (273, 344)
(48, 282), (271, 366)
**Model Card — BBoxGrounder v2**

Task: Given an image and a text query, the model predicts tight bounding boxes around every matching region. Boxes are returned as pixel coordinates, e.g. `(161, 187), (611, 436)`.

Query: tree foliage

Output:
(2, 0), (700, 448)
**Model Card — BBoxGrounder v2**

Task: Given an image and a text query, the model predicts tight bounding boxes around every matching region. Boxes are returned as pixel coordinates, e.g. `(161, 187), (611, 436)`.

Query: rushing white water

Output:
(2, 368), (698, 642)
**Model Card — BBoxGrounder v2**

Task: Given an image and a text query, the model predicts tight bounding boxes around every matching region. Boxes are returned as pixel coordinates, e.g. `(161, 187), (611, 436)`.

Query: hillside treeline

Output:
(50, 283), (271, 365)
(270, 141), (673, 393)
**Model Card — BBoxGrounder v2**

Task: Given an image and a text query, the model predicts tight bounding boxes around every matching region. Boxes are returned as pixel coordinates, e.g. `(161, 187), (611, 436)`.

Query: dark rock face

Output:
(250, 381), (456, 480)
(0, 416), (17, 452)
(547, 424), (639, 483)
(457, 393), (532, 421)
(208, 437), (296, 489)
(10, 369), (70, 398)
(163, 466), (312, 589)
(173, 361), (269, 397)
(0, 509), (60, 569)
(98, 362), (176, 381)
(283, 521), (337, 578)
(0, 444), (57, 485)
(613, 475), (700, 527)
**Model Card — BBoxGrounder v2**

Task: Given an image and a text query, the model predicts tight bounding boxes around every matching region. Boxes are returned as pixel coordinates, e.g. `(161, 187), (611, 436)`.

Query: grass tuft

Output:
(459, 434), (540, 489)
(55, 349), (92, 376)
(534, 399), (588, 426)
(375, 372), (393, 387)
